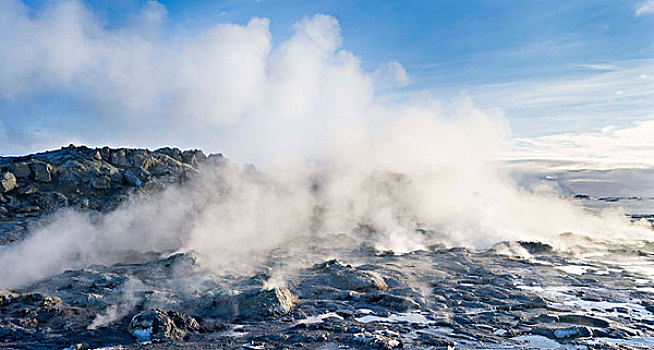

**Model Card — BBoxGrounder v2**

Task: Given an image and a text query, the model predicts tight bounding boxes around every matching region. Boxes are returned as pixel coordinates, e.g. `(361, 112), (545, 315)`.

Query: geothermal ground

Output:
(1, 146), (653, 349)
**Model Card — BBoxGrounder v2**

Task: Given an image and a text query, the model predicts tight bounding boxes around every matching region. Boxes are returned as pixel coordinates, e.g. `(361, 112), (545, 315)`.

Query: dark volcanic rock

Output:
(0, 145), (209, 244)
(517, 241), (554, 255)
(4, 241), (654, 349)
(11, 162), (32, 179)
(205, 287), (295, 320)
(31, 160), (52, 182)
(232, 287), (295, 318)
(128, 309), (201, 342)
(0, 290), (95, 347)
(299, 259), (388, 296)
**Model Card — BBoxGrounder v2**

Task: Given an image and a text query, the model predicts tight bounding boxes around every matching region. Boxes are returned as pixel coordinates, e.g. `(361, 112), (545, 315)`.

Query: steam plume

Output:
(0, 1), (651, 289)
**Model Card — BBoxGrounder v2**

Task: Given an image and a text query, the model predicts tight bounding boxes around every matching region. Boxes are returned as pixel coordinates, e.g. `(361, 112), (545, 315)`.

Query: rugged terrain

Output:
(1, 146), (654, 349)
(0, 145), (219, 244)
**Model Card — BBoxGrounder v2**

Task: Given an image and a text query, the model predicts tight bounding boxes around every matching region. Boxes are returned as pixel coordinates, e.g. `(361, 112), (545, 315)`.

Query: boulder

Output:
(206, 287), (295, 320)
(306, 259), (388, 292)
(155, 147), (183, 162)
(156, 252), (200, 275)
(517, 241), (554, 255)
(56, 168), (81, 193)
(128, 309), (201, 342)
(110, 150), (131, 168)
(43, 192), (68, 207)
(364, 292), (421, 312)
(123, 167), (150, 187)
(1, 292), (66, 311)
(232, 287), (294, 318)
(149, 156), (183, 176)
(109, 170), (124, 183)
(92, 176), (112, 190)
(133, 154), (155, 170)
(31, 161), (52, 182)
(10, 162), (31, 179)
(0, 172), (16, 193)
(181, 150), (206, 167)
(557, 314), (610, 328)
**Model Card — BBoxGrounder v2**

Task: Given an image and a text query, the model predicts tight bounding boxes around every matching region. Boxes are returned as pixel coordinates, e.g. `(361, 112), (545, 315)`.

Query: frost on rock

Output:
(131, 326), (152, 343)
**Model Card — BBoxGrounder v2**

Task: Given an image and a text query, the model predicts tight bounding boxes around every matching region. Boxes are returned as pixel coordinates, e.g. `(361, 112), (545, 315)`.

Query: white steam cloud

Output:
(508, 120), (654, 169)
(0, 0), (396, 162)
(1, 104), (651, 289)
(0, 1), (652, 289)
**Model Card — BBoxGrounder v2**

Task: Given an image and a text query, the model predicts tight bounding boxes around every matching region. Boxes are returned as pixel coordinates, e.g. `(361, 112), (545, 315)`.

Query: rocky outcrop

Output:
(0, 290), (95, 347)
(296, 259), (388, 300)
(0, 145), (222, 244)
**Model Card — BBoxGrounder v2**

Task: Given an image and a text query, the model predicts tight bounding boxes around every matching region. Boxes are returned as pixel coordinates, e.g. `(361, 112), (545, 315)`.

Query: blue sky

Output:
(45, 0), (654, 82)
(1, 0), (653, 160)
(69, 1), (653, 77)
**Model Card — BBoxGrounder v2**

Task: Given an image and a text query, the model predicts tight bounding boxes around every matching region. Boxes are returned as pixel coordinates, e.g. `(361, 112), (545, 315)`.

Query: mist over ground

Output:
(1, 117), (651, 289)
(0, 0), (653, 290)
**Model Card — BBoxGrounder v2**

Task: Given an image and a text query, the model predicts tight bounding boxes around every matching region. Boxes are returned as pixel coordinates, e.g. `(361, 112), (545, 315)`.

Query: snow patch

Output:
(511, 335), (582, 349)
(131, 326), (152, 343)
(356, 312), (433, 324)
(555, 264), (591, 275)
(297, 312), (344, 325)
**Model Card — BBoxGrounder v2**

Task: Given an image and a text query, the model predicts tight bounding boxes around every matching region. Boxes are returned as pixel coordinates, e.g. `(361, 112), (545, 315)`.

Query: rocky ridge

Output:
(0, 145), (220, 244)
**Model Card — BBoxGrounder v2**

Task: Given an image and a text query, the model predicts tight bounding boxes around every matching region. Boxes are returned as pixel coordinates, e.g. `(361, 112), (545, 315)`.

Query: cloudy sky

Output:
(1, 0), (653, 165)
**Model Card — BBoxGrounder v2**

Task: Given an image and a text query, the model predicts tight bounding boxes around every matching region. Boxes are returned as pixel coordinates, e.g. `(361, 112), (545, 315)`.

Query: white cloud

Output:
(578, 64), (617, 71)
(506, 120), (654, 168)
(373, 61), (410, 89)
(466, 59), (654, 137)
(636, 0), (654, 16)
